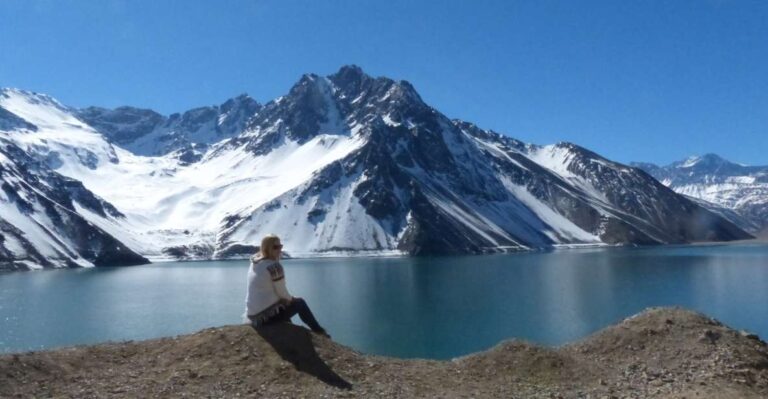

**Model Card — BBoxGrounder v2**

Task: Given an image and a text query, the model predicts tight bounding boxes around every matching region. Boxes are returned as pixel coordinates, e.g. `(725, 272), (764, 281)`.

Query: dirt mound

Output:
(1, 307), (767, 398)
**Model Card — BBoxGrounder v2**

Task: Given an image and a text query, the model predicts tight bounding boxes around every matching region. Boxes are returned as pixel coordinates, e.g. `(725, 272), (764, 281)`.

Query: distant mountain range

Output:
(632, 154), (768, 234)
(0, 66), (752, 270)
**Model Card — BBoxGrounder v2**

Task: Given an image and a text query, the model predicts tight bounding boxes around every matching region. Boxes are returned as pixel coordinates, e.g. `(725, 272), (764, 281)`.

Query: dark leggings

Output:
(264, 297), (325, 333)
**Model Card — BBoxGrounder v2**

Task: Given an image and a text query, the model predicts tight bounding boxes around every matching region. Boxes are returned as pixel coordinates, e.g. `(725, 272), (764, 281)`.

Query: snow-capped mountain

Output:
(215, 68), (749, 255)
(0, 67), (752, 270)
(0, 89), (150, 270)
(632, 154), (768, 233)
(0, 137), (148, 271)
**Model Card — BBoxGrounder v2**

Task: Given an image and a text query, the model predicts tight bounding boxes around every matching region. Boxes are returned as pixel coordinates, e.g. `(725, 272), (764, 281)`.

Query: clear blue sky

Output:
(1, 0), (766, 165)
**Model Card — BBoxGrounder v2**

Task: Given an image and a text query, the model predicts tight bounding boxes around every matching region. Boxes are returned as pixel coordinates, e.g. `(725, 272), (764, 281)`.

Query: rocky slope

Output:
(633, 154), (768, 233)
(0, 136), (148, 271)
(1, 307), (766, 398)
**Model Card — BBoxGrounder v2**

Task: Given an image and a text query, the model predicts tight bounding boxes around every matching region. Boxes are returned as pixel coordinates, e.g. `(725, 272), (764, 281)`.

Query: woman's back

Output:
(244, 235), (327, 336)
(245, 257), (281, 317)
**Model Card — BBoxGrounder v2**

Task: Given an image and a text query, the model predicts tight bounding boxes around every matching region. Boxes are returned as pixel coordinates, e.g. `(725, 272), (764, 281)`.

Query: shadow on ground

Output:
(252, 323), (352, 390)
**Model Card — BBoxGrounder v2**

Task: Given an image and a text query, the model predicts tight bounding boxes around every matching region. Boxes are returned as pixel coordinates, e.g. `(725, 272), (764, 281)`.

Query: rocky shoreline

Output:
(2, 307), (767, 398)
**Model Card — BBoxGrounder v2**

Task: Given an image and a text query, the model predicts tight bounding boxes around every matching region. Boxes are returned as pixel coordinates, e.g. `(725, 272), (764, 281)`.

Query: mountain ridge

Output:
(0, 66), (753, 269)
(76, 93), (262, 160)
(632, 155), (768, 233)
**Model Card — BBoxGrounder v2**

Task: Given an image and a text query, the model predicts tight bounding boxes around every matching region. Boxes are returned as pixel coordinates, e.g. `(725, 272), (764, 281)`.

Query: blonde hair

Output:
(256, 234), (282, 260)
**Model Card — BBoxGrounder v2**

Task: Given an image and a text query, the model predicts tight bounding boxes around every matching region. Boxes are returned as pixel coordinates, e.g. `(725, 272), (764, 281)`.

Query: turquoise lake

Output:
(1, 243), (767, 359)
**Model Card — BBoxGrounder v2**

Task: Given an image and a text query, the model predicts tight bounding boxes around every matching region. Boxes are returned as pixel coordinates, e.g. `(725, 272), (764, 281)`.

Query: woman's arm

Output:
(267, 262), (293, 302)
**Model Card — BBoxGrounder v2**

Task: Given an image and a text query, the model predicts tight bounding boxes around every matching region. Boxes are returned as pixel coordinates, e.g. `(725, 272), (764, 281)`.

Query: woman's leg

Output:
(275, 297), (326, 333)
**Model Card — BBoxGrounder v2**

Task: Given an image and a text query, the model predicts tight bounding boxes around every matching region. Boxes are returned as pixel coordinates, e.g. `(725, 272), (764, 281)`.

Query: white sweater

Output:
(245, 257), (293, 319)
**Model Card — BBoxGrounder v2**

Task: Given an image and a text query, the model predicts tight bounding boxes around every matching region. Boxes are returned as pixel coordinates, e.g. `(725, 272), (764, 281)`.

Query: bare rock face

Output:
(1, 307), (766, 398)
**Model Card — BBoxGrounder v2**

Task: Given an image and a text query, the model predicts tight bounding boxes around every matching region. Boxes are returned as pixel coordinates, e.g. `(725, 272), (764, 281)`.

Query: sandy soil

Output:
(1, 307), (767, 398)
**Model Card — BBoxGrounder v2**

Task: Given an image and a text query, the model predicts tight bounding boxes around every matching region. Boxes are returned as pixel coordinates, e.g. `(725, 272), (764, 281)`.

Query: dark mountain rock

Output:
(0, 107), (37, 132)
(222, 75), (353, 157)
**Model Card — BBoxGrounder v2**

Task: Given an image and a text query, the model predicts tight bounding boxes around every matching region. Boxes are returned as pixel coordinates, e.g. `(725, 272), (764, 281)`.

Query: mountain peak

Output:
(677, 153), (732, 169)
(324, 66), (426, 109)
(0, 88), (83, 131)
(219, 93), (260, 114)
(327, 65), (373, 97)
(0, 87), (28, 97)
(287, 73), (330, 98)
(224, 93), (255, 104)
(333, 64), (367, 79)
(0, 87), (68, 111)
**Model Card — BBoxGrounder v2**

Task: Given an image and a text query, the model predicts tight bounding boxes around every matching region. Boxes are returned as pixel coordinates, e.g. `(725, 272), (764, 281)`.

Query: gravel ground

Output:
(1, 307), (767, 398)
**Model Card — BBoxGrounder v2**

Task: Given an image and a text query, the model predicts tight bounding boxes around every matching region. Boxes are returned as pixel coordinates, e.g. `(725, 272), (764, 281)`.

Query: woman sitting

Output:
(245, 234), (330, 338)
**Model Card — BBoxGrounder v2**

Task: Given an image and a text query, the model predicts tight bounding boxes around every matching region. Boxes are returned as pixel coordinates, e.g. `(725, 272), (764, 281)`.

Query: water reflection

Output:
(0, 244), (767, 359)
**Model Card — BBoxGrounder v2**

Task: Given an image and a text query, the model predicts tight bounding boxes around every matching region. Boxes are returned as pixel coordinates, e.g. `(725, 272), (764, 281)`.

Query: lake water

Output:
(2, 243), (767, 359)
